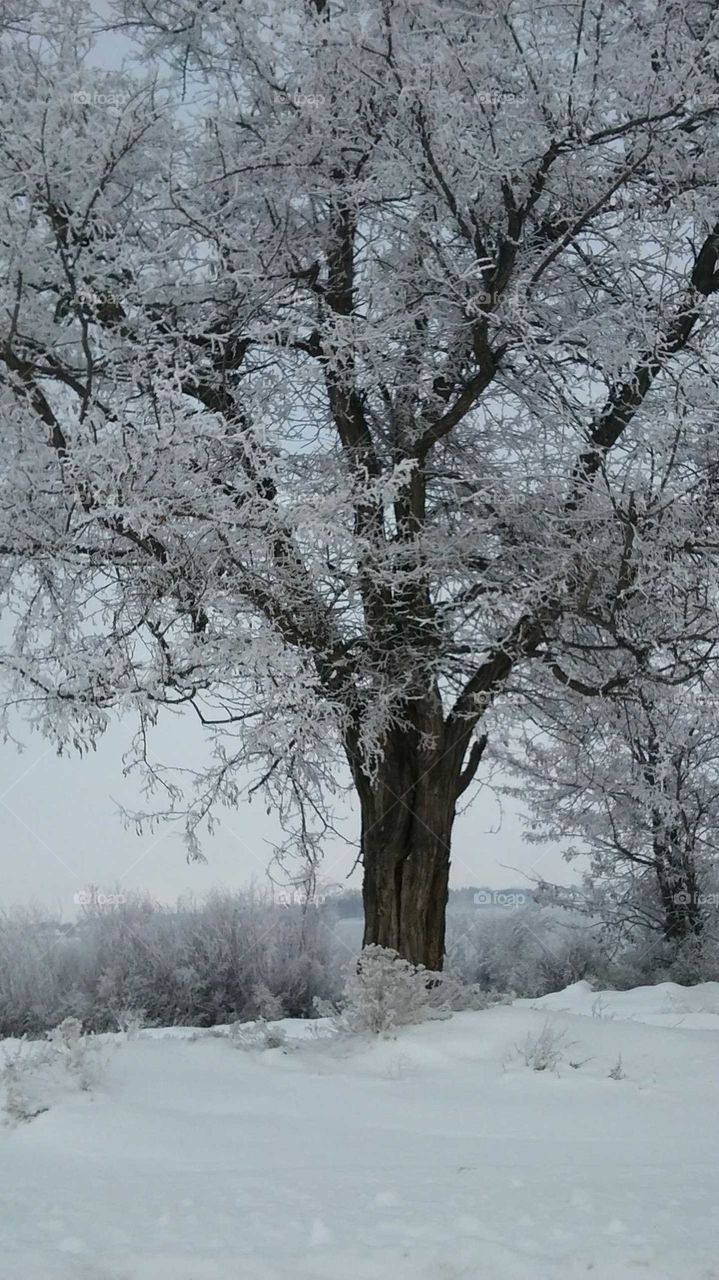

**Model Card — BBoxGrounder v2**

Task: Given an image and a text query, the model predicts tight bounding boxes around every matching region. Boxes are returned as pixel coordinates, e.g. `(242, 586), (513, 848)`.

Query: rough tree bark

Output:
(358, 754), (457, 969)
(347, 711), (487, 969)
(653, 825), (704, 942)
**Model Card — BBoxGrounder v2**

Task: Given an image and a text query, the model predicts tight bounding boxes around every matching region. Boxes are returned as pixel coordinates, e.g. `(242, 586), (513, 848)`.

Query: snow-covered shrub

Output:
(519, 1020), (569, 1072)
(248, 982), (286, 1022)
(446, 902), (604, 998)
(262, 1023), (288, 1049)
(335, 945), (448, 1035)
(229, 1018), (288, 1051)
(47, 1017), (104, 1090)
(0, 906), (84, 1037)
(0, 888), (346, 1036)
(115, 1008), (146, 1037)
(591, 994), (614, 1020)
(1, 1020), (105, 1122)
(1, 1040), (55, 1123)
(431, 966), (512, 1012)
(608, 1053), (625, 1080)
(600, 929), (719, 990)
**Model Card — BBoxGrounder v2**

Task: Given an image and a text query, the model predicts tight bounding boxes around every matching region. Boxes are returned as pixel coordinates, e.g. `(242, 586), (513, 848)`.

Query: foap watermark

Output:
(74, 889), (126, 908)
(75, 286), (122, 313)
(290, 92), (326, 110)
(673, 890), (719, 907)
(275, 92), (327, 123)
(73, 89), (130, 109)
(273, 876), (344, 907)
(473, 89), (522, 107)
(275, 888), (332, 907)
(465, 283), (524, 317)
(693, 92), (719, 112)
(474, 889), (527, 908)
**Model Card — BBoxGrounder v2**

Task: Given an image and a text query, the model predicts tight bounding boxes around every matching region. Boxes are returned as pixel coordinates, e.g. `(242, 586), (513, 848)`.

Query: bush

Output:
(0, 888), (713, 1042)
(47, 1016), (104, 1091)
(518, 1020), (570, 1072)
(1, 1040), (55, 1122)
(229, 1019), (288, 1051)
(0, 888), (347, 1037)
(597, 930), (719, 990)
(333, 945), (449, 1035)
(1, 1019), (105, 1122)
(608, 1053), (626, 1080)
(446, 903), (604, 998)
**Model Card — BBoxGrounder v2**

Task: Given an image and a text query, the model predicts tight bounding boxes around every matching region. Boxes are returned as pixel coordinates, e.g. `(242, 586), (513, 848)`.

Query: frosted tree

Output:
(1, 0), (719, 966)
(503, 674), (719, 944)
(499, 372), (719, 946)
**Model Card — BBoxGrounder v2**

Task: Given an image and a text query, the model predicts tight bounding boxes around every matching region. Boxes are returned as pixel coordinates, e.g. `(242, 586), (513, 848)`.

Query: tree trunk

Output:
(653, 825), (703, 942)
(356, 729), (465, 970)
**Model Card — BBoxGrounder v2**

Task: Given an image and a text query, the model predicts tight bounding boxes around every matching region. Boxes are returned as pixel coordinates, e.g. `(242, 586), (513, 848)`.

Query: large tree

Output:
(1, 0), (719, 967)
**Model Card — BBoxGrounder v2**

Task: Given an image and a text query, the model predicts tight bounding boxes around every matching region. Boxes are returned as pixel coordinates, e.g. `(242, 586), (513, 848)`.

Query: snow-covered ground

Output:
(1, 982), (718, 1279)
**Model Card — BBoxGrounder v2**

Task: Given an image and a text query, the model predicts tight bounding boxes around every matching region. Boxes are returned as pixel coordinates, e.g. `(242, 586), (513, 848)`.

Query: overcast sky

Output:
(0, 704), (580, 915)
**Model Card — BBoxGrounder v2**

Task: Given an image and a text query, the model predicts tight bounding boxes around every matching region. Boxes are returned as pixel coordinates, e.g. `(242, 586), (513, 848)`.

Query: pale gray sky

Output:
(0, 706), (578, 915)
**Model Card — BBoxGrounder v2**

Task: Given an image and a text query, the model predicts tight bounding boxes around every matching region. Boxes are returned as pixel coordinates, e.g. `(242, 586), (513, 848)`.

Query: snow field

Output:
(0, 983), (718, 1279)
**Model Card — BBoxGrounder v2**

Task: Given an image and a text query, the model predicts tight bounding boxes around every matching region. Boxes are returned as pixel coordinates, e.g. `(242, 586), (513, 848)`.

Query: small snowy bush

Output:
(1, 1040), (55, 1123)
(334, 945), (450, 1035)
(46, 1017), (104, 1091)
(229, 1018), (288, 1051)
(519, 1020), (570, 1072)
(608, 1053), (626, 1080)
(1, 1019), (106, 1123)
(249, 982), (286, 1021)
(326, 948), (511, 1035)
(115, 1008), (146, 1038)
(433, 967), (513, 1012)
